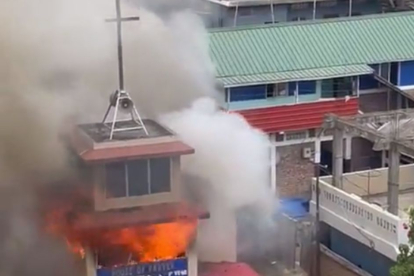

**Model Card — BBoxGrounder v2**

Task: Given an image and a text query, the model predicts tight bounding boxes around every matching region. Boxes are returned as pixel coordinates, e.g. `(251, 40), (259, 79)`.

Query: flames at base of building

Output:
(44, 194), (197, 266)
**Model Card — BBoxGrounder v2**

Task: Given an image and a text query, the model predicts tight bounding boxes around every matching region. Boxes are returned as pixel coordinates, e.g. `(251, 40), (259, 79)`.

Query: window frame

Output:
(266, 83), (288, 98)
(104, 158), (172, 198)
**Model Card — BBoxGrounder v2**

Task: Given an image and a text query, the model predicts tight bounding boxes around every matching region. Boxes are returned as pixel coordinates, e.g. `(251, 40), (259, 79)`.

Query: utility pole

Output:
(387, 113), (400, 215)
(332, 127), (344, 188)
(314, 162), (321, 276)
(388, 142), (400, 215)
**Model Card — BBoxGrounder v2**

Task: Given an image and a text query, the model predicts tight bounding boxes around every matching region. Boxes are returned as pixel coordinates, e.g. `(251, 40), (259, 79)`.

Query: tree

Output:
(390, 208), (414, 276)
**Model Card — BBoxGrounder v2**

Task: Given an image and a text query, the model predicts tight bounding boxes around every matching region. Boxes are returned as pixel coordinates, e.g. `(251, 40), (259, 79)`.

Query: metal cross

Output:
(106, 0), (140, 91)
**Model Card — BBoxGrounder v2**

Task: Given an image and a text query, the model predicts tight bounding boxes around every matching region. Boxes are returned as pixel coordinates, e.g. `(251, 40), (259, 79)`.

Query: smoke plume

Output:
(161, 98), (274, 261)
(0, 0), (275, 273)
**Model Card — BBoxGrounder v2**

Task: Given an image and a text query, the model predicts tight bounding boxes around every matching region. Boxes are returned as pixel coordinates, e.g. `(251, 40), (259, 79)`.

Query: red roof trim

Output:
(236, 98), (359, 133)
(78, 141), (194, 164)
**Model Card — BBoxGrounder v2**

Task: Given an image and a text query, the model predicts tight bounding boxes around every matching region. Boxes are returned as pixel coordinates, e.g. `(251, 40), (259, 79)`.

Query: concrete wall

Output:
(276, 143), (314, 198)
(350, 137), (382, 172)
(320, 164), (414, 197)
(93, 156), (183, 211)
(359, 91), (389, 113)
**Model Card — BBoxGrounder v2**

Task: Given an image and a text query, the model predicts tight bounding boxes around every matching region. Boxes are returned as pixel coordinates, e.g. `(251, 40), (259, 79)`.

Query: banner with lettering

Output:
(97, 258), (188, 276)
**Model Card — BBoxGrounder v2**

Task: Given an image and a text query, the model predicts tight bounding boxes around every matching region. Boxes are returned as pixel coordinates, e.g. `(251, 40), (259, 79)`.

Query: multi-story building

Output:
(203, 0), (402, 28)
(208, 11), (414, 198)
(47, 92), (262, 276)
(309, 110), (414, 276)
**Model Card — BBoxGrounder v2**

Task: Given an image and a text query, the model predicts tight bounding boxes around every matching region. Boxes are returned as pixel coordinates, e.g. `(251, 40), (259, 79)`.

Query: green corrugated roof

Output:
(209, 11), (414, 86)
(221, 64), (373, 87)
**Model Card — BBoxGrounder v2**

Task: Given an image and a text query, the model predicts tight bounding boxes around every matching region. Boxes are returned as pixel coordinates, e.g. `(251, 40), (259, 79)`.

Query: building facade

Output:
(203, 0), (392, 28)
(209, 11), (414, 198)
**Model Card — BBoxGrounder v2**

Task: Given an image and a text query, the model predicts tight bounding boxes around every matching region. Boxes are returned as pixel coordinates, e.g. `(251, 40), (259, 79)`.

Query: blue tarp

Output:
(277, 198), (309, 219)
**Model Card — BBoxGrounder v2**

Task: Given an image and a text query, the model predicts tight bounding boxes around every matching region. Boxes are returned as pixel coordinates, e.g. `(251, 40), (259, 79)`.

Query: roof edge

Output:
(208, 10), (414, 33)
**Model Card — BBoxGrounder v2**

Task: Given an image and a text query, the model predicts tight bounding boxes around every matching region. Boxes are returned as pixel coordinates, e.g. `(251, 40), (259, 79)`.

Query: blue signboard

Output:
(97, 258), (188, 276)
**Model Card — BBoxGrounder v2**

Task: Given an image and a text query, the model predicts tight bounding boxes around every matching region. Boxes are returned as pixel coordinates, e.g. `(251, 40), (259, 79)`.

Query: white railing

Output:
(310, 179), (409, 261)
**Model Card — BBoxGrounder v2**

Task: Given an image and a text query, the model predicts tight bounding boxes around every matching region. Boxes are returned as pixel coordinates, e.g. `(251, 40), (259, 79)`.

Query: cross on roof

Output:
(106, 0), (140, 91)
(101, 0), (148, 139)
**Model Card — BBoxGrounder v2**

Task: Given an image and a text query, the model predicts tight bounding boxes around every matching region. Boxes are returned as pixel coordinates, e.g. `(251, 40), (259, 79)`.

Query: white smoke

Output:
(162, 98), (272, 212)
(161, 98), (274, 261)
(0, 0), (276, 270)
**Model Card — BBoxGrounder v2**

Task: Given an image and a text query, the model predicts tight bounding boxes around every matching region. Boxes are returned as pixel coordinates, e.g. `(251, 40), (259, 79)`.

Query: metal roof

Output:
(209, 11), (414, 86)
(221, 64), (373, 87)
(235, 97), (358, 132)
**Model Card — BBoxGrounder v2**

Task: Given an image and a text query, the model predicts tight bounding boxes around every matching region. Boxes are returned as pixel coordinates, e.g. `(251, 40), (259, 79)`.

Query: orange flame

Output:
(44, 205), (196, 264)
(101, 221), (196, 262)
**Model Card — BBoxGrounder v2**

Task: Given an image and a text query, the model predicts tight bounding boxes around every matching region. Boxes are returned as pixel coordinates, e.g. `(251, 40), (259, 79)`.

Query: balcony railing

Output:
(310, 179), (409, 261)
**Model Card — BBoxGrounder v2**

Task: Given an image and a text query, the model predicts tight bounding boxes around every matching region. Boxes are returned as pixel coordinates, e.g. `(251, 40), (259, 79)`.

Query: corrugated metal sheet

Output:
(210, 11), (414, 84)
(222, 64), (373, 87)
(236, 97), (359, 132)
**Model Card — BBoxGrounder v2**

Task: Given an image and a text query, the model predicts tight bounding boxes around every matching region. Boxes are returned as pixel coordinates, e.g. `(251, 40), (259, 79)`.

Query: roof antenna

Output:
(101, 0), (148, 140)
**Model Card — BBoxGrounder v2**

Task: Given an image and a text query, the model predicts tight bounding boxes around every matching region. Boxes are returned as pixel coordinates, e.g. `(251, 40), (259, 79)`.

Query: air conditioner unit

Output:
(302, 147), (312, 159)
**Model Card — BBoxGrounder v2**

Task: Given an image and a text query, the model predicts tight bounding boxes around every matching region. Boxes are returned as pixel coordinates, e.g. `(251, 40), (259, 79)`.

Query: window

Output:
(285, 131), (307, 141)
(292, 17), (306, 21)
(286, 81), (316, 96)
(399, 60), (414, 86)
(319, 0), (337, 7)
(321, 77), (355, 98)
(230, 85), (266, 102)
(323, 14), (340, 18)
(298, 81), (316, 95)
(238, 7), (254, 16)
(105, 158), (171, 198)
(291, 2), (309, 9)
(266, 83), (288, 98)
(308, 129), (316, 138)
(390, 62), (399, 85)
(346, 12), (362, 16)
(359, 63), (391, 90)
(380, 63), (390, 80)
(265, 21), (279, 24)
(275, 133), (284, 142)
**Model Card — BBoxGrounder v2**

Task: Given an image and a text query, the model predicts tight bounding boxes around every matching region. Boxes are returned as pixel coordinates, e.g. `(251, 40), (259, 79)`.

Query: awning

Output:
(220, 64), (374, 88)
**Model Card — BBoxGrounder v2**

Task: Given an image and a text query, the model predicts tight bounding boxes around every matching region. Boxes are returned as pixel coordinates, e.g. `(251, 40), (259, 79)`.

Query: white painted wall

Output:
(310, 179), (409, 261)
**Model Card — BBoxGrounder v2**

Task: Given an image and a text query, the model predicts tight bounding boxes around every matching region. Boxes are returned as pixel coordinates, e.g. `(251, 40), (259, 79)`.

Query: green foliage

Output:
(390, 209), (414, 276)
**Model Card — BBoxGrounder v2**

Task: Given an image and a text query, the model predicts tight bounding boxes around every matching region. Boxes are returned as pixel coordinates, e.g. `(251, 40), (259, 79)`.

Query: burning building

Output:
(46, 89), (210, 276)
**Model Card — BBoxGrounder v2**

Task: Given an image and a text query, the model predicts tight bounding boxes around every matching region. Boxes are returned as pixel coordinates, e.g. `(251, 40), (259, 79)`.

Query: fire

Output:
(44, 202), (197, 265)
(102, 220), (196, 262)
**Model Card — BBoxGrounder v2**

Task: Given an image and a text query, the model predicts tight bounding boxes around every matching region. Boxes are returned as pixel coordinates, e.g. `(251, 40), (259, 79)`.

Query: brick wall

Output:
(276, 143), (314, 198)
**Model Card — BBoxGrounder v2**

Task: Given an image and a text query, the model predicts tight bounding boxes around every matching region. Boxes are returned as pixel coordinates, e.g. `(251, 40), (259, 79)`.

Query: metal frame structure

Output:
(102, 0), (148, 140)
(102, 90), (148, 140)
(323, 109), (414, 215)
